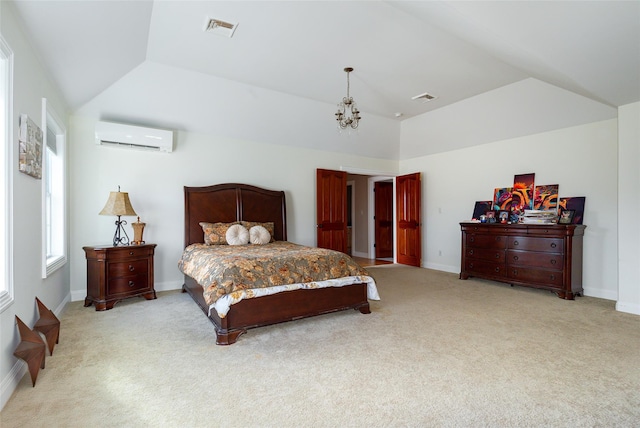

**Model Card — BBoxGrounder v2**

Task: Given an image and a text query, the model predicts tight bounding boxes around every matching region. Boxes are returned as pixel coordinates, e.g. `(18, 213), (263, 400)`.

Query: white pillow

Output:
(249, 225), (271, 245)
(226, 224), (249, 245)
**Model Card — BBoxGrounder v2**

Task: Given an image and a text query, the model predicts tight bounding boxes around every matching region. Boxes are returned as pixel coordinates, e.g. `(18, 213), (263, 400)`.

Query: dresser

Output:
(83, 244), (157, 310)
(460, 223), (586, 299)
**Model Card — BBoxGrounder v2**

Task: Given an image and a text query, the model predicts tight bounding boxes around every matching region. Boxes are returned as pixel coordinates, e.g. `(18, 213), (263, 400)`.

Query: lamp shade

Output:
(99, 191), (137, 217)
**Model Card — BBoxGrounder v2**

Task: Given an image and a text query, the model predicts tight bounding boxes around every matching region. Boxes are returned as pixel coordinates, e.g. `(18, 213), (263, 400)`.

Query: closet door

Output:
(396, 172), (421, 267)
(316, 168), (347, 253)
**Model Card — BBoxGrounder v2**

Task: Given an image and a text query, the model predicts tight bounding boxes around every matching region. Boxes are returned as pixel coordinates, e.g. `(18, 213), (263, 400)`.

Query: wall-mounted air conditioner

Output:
(95, 121), (174, 153)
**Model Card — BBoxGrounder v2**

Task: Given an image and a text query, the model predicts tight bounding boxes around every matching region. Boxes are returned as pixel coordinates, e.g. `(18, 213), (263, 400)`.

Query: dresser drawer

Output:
(507, 250), (563, 270)
(466, 234), (507, 249)
(507, 237), (563, 253)
(108, 274), (149, 295)
(465, 259), (506, 278)
(466, 247), (505, 263)
(507, 267), (563, 287)
(108, 259), (148, 278)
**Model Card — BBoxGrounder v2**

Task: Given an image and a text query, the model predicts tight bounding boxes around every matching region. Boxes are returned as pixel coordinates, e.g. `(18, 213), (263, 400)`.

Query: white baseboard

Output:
(616, 301), (640, 316)
(1, 359), (26, 411)
(423, 262), (459, 274)
(583, 287), (617, 301)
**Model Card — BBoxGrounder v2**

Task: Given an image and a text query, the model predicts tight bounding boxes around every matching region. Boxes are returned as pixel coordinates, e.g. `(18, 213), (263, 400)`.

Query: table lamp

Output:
(99, 186), (137, 246)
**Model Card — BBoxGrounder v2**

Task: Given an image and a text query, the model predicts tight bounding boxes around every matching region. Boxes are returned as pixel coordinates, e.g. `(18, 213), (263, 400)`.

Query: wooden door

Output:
(396, 172), (421, 267)
(375, 181), (393, 258)
(316, 169), (347, 253)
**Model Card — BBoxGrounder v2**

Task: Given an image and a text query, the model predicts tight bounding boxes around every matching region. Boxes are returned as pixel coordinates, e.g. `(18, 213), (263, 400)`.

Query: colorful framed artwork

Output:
(472, 201), (492, 220)
(511, 173), (535, 214)
(18, 114), (43, 179)
(558, 197), (585, 224)
(534, 184), (559, 211)
(558, 209), (575, 224)
(493, 187), (512, 211)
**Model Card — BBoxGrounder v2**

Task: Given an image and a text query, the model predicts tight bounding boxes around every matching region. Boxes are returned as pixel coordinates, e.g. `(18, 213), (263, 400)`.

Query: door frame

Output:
(346, 180), (355, 256)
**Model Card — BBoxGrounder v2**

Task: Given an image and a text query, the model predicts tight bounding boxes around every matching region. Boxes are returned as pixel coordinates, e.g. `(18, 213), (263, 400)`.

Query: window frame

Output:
(0, 34), (14, 313)
(41, 98), (67, 278)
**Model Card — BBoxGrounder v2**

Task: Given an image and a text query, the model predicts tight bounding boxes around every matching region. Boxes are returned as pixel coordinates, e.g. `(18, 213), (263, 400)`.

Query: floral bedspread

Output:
(178, 241), (379, 318)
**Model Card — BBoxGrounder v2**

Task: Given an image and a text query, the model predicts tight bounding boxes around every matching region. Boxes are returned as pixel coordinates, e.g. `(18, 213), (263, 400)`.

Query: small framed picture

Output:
(498, 210), (509, 223)
(558, 209), (575, 224)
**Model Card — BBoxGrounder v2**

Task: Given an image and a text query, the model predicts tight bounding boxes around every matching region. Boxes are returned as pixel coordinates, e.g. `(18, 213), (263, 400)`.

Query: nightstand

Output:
(83, 244), (157, 311)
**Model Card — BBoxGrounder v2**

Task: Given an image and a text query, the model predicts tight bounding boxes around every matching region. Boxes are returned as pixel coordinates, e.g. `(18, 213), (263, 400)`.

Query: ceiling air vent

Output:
(411, 92), (438, 103)
(204, 17), (238, 38)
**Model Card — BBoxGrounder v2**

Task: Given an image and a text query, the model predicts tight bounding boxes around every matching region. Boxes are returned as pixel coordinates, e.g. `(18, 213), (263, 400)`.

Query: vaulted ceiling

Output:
(10, 0), (640, 122)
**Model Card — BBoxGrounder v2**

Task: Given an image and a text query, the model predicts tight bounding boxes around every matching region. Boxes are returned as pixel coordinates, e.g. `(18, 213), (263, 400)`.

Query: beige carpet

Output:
(2, 265), (639, 427)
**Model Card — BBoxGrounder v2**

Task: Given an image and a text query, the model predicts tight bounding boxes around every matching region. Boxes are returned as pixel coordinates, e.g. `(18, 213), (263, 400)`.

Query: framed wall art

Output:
(18, 114), (43, 179)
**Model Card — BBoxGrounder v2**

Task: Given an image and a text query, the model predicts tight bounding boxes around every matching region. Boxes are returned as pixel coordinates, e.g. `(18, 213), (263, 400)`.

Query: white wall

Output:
(399, 119), (619, 300)
(68, 117), (397, 300)
(0, 2), (70, 410)
(617, 102), (640, 315)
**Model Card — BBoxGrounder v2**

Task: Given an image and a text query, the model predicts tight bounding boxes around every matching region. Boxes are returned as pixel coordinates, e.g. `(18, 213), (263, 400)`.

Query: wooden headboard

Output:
(184, 183), (287, 247)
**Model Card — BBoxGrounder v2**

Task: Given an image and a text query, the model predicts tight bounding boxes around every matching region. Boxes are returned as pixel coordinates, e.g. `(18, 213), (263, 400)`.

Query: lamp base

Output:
(112, 217), (131, 246)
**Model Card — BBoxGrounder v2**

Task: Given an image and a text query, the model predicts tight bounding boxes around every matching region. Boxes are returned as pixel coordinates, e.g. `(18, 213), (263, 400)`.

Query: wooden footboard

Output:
(183, 275), (370, 345)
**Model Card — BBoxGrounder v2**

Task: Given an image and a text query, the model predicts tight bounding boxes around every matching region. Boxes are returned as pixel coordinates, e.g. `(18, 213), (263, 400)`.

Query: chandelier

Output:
(335, 67), (361, 129)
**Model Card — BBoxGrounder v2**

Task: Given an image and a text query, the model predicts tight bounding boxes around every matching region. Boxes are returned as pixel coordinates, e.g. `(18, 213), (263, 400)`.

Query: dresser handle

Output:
(494, 267), (500, 273)
(513, 240), (519, 246)
(129, 265), (135, 272)
(128, 280), (135, 287)
(513, 256), (519, 261)
(550, 243), (557, 248)
(469, 249), (474, 255)
(512, 269), (518, 276)
(129, 251), (134, 255)
(550, 260), (556, 265)
(469, 263), (474, 269)
(550, 274), (555, 281)
(470, 237), (475, 243)
(495, 253), (500, 259)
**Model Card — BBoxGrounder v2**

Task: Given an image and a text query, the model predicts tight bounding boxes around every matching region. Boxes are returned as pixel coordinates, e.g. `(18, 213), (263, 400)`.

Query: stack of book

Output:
(521, 210), (558, 224)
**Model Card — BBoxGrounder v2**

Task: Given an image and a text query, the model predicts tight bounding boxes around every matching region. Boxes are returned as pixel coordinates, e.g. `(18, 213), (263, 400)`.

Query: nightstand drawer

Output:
(108, 274), (149, 295)
(108, 259), (148, 278)
(106, 246), (154, 261)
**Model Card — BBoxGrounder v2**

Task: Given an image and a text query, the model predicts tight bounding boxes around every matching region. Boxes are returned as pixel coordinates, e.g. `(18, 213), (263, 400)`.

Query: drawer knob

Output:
(550, 259), (556, 265)
(470, 237), (475, 243)
(469, 249), (474, 255)
(128, 280), (135, 287)
(550, 243), (557, 248)
(129, 265), (135, 272)
(513, 256), (519, 261)
(550, 274), (555, 281)
(512, 269), (518, 276)
(129, 251), (134, 255)
(513, 240), (519, 246)
(469, 263), (474, 269)
(495, 253), (500, 259)
(494, 267), (500, 273)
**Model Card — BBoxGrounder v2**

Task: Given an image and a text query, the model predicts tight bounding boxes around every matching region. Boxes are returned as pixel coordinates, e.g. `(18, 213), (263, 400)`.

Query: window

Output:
(0, 35), (13, 312)
(41, 98), (66, 277)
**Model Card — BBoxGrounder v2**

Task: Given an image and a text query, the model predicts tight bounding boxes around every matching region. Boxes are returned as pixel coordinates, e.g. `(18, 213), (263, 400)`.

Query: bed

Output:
(180, 183), (378, 345)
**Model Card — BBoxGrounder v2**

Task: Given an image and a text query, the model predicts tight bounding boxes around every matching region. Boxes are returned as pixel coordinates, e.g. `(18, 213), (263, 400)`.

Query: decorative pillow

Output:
(240, 221), (276, 242)
(200, 222), (239, 245)
(226, 224), (250, 246)
(249, 225), (271, 245)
